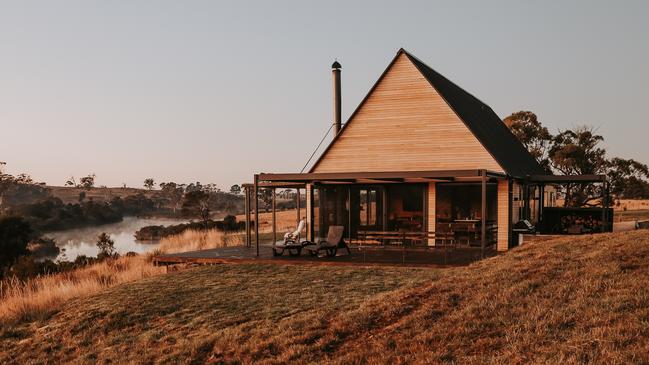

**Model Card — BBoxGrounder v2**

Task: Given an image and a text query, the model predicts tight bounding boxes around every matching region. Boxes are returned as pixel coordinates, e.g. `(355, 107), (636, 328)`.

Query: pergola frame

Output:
(243, 169), (504, 257)
(242, 171), (611, 258)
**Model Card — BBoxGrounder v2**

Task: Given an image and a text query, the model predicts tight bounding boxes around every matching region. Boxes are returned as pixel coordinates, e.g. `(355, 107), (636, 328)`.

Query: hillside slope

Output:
(2, 231), (649, 364)
(49, 186), (156, 203)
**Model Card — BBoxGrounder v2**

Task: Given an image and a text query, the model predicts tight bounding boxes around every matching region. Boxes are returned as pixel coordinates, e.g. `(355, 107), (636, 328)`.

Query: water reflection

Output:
(46, 216), (189, 261)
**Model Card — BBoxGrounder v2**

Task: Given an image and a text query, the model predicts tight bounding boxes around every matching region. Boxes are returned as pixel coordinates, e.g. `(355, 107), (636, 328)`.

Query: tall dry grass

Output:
(158, 228), (244, 253)
(0, 228), (243, 324)
(236, 208), (308, 234)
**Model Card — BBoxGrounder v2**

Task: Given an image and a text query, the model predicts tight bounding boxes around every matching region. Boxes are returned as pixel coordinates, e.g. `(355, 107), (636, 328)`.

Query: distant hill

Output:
(48, 186), (156, 204)
(2, 230), (648, 363)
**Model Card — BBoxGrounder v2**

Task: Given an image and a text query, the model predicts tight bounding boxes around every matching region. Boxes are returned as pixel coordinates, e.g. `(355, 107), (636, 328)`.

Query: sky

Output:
(1, 0), (648, 189)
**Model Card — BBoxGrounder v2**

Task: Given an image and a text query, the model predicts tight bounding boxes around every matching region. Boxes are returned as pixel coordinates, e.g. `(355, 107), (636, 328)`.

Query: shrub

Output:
(0, 216), (33, 276)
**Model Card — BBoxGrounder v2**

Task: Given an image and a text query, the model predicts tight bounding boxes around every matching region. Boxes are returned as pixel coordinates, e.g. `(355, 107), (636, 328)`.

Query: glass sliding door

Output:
(435, 183), (498, 245)
(316, 186), (350, 241)
(315, 184), (427, 241)
(358, 187), (380, 231)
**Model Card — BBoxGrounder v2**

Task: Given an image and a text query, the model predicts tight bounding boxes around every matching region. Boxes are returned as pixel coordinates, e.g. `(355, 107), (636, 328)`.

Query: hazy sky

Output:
(1, 1), (648, 189)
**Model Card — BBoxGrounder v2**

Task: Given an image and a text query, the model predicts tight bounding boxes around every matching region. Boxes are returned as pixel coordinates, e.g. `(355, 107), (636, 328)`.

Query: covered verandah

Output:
(524, 174), (613, 234)
(242, 169), (506, 261)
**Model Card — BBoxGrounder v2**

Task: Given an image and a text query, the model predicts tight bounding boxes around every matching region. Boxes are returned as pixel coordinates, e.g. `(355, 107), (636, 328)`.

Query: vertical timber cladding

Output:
(497, 179), (510, 251)
(428, 182), (436, 246)
(311, 52), (504, 173)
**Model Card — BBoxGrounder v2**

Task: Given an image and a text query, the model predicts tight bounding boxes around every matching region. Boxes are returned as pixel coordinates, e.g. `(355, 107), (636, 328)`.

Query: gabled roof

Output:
(309, 48), (545, 177)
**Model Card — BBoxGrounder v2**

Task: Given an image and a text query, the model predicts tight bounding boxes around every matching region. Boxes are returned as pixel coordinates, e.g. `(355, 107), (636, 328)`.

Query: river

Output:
(46, 216), (189, 261)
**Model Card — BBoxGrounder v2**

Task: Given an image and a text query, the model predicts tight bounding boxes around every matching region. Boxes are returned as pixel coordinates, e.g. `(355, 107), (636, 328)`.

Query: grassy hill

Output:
(2, 230), (649, 364)
(48, 186), (156, 204)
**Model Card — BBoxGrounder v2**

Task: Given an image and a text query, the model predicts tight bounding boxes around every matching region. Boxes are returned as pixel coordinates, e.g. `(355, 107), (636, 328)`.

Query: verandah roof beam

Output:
(258, 169), (484, 182)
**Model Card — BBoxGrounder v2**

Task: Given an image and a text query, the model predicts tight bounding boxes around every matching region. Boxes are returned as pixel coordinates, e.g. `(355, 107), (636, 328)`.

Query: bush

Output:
(134, 217), (245, 241)
(0, 216), (33, 276)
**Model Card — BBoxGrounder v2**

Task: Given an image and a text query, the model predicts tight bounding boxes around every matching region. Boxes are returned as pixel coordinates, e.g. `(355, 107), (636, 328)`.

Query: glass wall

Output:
(315, 186), (350, 241)
(436, 183), (497, 222)
(435, 183), (497, 245)
(386, 184), (425, 232)
(314, 183), (426, 241)
(358, 187), (379, 228)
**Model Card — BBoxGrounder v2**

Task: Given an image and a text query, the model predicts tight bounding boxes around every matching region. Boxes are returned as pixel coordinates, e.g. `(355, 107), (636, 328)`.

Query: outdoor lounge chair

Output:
(283, 219), (306, 243)
(303, 225), (350, 257)
(273, 219), (307, 256)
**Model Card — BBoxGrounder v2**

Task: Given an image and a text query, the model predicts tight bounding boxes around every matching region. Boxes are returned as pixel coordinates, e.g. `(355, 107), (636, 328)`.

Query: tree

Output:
(607, 158), (649, 199)
(78, 191), (86, 203)
(159, 182), (185, 213)
(505, 111), (649, 206)
(96, 233), (117, 259)
(230, 184), (241, 195)
(79, 174), (96, 190)
(548, 127), (608, 206)
(503, 111), (552, 172)
(65, 176), (77, 187)
(258, 188), (273, 213)
(1, 167), (48, 210)
(182, 190), (210, 219)
(143, 178), (155, 190)
(0, 216), (32, 275)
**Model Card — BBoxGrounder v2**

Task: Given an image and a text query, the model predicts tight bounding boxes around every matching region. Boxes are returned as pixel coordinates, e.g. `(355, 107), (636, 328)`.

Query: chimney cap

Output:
(331, 60), (342, 69)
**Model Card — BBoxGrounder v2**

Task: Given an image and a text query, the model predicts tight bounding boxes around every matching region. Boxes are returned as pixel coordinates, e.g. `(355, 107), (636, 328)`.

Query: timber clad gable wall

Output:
(312, 53), (504, 174)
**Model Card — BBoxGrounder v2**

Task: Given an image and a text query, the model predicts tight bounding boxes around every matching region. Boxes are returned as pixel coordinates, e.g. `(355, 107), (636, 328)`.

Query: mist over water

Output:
(46, 216), (189, 261)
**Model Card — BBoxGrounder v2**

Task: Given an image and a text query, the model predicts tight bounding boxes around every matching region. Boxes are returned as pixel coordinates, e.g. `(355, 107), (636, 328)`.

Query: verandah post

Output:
(254, 174), (259, 257)
(481, 170), (487, 258)
(244, 186), (250, 247)
(272, 188), (276, 245)
(602, 180), (609, 232)
(348, 186), (352, 245)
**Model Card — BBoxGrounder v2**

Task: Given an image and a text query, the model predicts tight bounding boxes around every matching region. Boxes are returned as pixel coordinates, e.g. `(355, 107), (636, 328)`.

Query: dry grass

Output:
(615, 199), (649, 211)
(0, 229), (243, 324)
(158, 228), (244, 253)
(2, 230), (649, 364)
(236, 208), (312, 234)
(0, 255), (165, 323)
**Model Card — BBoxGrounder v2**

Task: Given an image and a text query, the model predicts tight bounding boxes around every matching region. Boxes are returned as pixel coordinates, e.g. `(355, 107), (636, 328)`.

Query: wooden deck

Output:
(153, 244), (497, 267)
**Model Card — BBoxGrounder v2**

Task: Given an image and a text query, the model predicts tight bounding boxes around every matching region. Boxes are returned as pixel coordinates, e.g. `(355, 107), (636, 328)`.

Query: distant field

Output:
(48, 186), (156, 203)
(616, 199), (649, 211)
(616, 209), (649, 222)
(236, 208), (305, 234)
(2, 230), (649, 363)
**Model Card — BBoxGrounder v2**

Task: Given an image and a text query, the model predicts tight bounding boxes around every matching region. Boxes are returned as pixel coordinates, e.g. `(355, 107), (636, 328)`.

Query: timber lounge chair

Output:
(273, 219), (307, 256)
(303, 225), (351, 257)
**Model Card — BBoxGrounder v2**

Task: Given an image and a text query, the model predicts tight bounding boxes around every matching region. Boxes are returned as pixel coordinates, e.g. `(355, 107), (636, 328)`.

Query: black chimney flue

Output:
(332, 60), (342, 136)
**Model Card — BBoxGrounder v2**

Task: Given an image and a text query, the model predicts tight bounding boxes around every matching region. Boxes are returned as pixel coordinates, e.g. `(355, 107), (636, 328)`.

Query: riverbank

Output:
(0, 228), (243, 323)
(46, 216), (189, 261)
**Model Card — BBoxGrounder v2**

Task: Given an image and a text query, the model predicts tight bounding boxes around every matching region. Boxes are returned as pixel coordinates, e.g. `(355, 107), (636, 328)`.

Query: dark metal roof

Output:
(401, 49), (546, 178)
(309, 49), (546, 178)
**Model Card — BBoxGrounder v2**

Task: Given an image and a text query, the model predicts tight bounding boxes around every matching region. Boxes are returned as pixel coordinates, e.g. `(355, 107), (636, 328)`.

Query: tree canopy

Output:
(504, 111), (649, 206)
